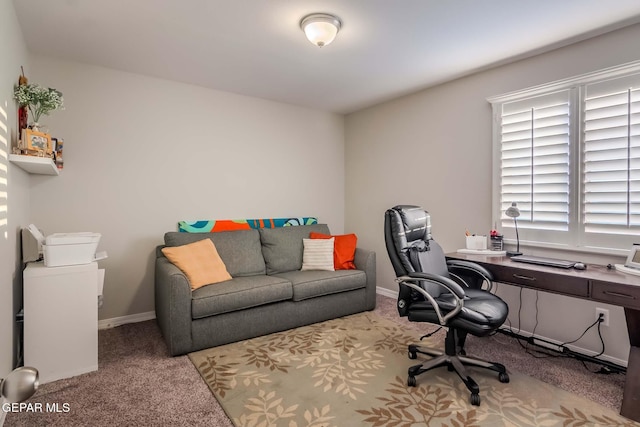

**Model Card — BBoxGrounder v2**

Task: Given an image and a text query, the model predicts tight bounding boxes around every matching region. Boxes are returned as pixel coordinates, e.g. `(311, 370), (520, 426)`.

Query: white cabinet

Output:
(23, 262), (99, 383)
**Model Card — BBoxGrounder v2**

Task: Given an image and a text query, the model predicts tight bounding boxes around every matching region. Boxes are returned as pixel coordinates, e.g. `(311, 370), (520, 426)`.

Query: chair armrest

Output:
(397, 272), (465, 325)
(447, 260), (494, 291)
(406, 271), (466, 298)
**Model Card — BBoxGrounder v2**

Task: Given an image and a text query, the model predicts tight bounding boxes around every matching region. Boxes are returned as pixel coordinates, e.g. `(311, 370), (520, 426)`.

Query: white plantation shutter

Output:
(491, 62), (640, 252)
(583, 75), (640, 236)
(500, 90), (571, 232)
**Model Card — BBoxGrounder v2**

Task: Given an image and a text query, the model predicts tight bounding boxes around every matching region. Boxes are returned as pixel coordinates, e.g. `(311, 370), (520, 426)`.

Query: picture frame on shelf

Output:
(21, 128), (52, 157)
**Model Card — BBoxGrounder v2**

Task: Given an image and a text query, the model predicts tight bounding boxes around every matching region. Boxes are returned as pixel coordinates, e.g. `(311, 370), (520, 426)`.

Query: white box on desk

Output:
(465, 235), (487, 250)
(43, 232), (101, 267)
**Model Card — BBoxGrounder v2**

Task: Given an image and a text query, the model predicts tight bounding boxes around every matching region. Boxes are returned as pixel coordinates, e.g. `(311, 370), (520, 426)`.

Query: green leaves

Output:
(14, 83), (64, 123)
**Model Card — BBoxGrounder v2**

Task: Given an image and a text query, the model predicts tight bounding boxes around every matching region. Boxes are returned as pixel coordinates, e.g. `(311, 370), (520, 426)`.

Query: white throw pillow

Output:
(301, 237), (335, 271)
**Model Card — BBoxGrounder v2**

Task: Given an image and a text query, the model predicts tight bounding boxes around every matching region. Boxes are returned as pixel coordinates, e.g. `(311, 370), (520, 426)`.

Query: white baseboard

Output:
(376, 286), (398, 299)
(98, 311), (155, 330)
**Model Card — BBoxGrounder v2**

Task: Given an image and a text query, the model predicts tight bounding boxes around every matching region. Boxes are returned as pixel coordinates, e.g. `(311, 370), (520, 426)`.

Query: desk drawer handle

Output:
(603, 291), (636, 300)
(513, 274), (536, 281)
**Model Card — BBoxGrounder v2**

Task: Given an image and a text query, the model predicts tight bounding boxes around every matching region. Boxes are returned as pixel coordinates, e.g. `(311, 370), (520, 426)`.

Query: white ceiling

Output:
(13, 0), (640, 114)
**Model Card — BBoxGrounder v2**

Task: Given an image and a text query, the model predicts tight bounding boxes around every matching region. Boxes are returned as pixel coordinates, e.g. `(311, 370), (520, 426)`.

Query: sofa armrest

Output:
(354, 247), (376, 310)
(155, 256), (193, 356)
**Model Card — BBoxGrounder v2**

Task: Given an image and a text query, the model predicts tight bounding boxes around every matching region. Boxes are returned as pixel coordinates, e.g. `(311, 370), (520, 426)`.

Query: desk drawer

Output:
(491, 265), (589, 297)
(591, 280), (640, 310)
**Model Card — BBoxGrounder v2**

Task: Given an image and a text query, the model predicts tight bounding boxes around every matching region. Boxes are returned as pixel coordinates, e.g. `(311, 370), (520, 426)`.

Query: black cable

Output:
(420, 327), (442, 341)
(498, 284), (615, 369)
(520, 290), (565, 358)
(517, 286), (523, 334)
(522, 310), (597, 359)
(521, 308), (615, 370)
(559, 316), (601, 347)
(513, 288), (543, 353)
(530, 291), (540, 341)
(594, 320), (606, 358)
(503, 287), (536, 351)
(502, 287), (529, 349)
(504, 286), (524, 335)
(503, 288), (592, 360)
(502, 289), (560, 358)
(569, 318), (608, 374)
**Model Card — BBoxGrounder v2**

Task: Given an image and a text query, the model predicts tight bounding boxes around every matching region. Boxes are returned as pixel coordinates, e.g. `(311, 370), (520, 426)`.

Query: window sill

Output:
(503, 238), (628, 262)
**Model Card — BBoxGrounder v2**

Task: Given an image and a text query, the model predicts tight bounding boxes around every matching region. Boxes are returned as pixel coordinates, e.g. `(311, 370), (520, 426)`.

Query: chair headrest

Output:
(384, 205), (433, 277)
(392, 205), (432, 244)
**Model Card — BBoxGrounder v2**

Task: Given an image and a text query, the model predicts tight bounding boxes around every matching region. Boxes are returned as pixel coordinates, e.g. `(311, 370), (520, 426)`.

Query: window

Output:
(489, 61), (640, 253)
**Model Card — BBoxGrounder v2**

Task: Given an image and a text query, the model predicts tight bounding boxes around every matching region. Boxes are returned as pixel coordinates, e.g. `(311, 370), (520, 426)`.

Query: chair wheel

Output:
(470, 393), (481, 406)
(407, 376), (417, 387)
(408, 350), (417, 360)
(499, 372), (510, 383)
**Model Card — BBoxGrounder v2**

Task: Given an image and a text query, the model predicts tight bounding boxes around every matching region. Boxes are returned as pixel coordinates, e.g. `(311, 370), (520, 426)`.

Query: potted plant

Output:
(14, 83), (64, 130)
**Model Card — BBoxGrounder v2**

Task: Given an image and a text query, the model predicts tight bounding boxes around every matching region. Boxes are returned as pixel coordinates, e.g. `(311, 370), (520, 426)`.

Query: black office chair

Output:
(384, 205), (510, 405)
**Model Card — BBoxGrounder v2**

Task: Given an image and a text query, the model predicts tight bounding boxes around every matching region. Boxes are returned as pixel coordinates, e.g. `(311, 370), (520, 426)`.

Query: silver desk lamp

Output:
(1, 366), (39, 403)
(505, 202), (522, 257)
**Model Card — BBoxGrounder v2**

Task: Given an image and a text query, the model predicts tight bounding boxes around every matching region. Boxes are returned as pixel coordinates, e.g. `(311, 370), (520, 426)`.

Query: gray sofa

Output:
(155, 224), (376, 356)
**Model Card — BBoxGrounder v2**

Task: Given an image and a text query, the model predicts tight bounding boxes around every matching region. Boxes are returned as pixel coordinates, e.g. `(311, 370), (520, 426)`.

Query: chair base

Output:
(407, 330), (509, 406)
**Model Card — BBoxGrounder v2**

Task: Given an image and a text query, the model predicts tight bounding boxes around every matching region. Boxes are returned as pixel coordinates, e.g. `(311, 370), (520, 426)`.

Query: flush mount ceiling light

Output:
(300, 13), (342, 47)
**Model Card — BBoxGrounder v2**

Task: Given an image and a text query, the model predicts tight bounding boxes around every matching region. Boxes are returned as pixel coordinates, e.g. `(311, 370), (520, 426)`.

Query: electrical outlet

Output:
(596, 307), (610, 327)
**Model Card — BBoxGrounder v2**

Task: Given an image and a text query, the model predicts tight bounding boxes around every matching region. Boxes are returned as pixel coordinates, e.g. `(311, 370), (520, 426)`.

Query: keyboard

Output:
(510, 255), (576, 269)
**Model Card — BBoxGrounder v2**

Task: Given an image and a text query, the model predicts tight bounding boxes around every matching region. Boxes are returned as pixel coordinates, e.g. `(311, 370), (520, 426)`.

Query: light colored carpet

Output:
(3, 294), (632, 426)
(190, 311), (637, 427)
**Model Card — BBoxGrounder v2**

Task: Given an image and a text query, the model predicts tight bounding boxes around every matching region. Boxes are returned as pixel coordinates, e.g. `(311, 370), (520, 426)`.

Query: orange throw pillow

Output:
(309, 232), (357, 270)
(161, 238), (232, 290)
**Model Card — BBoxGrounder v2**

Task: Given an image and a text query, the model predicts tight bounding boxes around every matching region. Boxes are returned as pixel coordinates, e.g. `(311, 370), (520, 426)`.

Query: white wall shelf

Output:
(9, 154), (59, 175)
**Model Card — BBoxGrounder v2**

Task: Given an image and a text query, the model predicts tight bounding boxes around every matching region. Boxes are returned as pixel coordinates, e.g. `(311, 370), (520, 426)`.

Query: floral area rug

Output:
(189, 312), (638, 427)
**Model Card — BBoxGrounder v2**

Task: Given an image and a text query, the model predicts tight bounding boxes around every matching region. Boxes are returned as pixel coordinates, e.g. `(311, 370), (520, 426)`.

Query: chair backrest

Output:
(384, 205), (450, 300)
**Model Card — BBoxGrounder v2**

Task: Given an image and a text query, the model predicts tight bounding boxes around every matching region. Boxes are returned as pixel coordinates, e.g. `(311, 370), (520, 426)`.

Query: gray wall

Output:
(26, 56), (346, 323)
(345, 23), (640, 364)
(0, 0), (31, 379)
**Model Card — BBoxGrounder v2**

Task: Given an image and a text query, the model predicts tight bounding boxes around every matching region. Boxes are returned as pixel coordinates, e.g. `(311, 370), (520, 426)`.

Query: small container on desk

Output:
(490, 235), (504, 251)
(465, 235), (487, 250)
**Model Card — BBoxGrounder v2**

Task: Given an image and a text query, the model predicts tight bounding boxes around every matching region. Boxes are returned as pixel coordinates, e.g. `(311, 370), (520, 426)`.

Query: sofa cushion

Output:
(259, 224), (331, 274)
(310, 232), (357, 270)
(301, 238), (335, 271)
(161, 239), (232, 290)
(164, 230), (265, 277)
(191, 275), (293, 319)
(272, 269), (366, 301)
